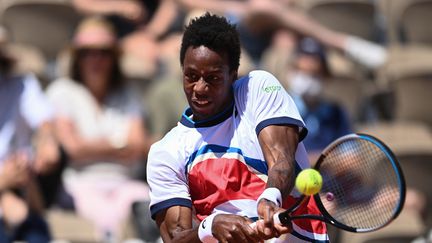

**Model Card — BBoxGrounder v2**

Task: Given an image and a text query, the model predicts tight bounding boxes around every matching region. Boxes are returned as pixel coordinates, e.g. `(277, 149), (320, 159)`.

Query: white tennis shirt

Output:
(148, 70), (328, 242)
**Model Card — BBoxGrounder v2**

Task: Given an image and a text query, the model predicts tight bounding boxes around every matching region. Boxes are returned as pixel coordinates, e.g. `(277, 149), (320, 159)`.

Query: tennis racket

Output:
(253, 133), (406, 233)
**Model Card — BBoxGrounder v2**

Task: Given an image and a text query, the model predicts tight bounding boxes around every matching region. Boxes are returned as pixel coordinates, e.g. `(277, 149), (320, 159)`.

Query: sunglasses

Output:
(77, 48), (115, 57)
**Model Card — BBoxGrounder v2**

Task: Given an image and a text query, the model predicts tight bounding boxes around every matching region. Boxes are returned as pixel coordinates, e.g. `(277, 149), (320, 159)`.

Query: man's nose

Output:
(193, 77), (208, 93)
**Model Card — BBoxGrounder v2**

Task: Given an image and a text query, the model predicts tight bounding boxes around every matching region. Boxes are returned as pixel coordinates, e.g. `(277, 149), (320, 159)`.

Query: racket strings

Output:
(318, 138), (401, 230)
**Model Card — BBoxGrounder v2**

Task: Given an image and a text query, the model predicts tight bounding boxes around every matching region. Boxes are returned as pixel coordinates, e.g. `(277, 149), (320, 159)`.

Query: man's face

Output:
(182, 46), (236, 121)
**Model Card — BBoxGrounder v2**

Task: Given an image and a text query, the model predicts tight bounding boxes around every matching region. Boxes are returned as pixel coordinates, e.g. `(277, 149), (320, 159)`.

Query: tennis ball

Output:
(295, 169), (323, 195)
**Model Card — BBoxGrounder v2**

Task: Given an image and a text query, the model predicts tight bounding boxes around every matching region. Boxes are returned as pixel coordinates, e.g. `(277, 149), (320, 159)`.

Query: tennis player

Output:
(147, 12), (328, 243)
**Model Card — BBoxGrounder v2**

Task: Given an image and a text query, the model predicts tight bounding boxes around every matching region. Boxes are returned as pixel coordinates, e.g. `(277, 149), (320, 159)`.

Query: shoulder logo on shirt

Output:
(202, 219), (207, 229)
(262, 85), (282, 93)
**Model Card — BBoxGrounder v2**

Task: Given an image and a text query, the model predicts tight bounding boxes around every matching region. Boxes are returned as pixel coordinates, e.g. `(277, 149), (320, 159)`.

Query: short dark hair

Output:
(180, 12), (241, 72)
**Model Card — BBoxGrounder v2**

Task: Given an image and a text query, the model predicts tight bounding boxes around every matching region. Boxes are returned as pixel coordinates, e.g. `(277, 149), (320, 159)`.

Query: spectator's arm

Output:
(33, 121), (60, 175)
(53, 116), (148, 165)
(248, 1), (387, 69)
(72, 0), (146, 22)
(0, 154), (31, 191)
(175, 0), (246, 16)
(143, 0), (179, 39)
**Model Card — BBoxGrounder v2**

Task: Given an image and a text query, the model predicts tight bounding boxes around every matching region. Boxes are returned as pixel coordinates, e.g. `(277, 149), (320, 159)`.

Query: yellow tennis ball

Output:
(295, 169), (323, 195)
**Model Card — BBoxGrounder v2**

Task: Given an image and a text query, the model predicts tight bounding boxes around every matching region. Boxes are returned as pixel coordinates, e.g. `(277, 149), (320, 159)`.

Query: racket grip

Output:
(273, 212), (281, 224)
(249, 213), (281, 229)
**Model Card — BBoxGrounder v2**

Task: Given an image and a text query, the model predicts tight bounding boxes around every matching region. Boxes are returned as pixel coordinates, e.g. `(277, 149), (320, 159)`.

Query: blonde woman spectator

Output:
(46, 16), (153, 242)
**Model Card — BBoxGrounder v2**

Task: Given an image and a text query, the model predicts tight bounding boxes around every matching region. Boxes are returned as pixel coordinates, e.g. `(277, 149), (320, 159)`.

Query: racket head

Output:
(313, 133), (406, 232)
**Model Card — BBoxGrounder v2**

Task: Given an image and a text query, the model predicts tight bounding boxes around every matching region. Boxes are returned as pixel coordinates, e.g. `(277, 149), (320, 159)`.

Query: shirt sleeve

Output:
(20, 74), (53, 128)
(236, 70), (308, 141)
(147, 138), (192, 219)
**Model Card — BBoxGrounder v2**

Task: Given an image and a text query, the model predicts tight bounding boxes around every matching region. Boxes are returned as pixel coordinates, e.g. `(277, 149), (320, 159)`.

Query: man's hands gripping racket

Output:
(252, 133), (406, 233)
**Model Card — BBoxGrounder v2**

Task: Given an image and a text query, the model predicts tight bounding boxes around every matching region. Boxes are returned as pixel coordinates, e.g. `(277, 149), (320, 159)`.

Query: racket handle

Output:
(249, 213), (281, 229)
(273, 212), (282, 224)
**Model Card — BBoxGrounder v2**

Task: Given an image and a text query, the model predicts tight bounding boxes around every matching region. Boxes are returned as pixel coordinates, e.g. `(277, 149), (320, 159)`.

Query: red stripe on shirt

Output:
(189, 158), (327, 235)
(188, 158), (266, 219)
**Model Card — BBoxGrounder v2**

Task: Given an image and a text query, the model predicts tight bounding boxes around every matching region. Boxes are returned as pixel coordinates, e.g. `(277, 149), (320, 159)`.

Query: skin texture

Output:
(156, 45), (297, 242)
(256, 125), (298, 238)
(182, 46), (236, 122)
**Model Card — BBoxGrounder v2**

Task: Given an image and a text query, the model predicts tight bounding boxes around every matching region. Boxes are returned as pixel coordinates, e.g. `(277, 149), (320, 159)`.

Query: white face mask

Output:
(288, 72), (323, 97)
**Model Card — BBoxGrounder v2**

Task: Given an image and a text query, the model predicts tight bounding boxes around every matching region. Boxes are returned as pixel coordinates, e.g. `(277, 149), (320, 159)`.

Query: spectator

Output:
(72, 0), (183, 80)
(45, 16), (155, 242)
(174, 0), (387, 69)
(286, 37), (351, 156)
(0, 27), (59, 243)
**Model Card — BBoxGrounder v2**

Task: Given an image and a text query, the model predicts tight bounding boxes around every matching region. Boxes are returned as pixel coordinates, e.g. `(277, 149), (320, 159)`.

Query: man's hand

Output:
(212, 214), (263, 243)
(256, 199), (292, 240)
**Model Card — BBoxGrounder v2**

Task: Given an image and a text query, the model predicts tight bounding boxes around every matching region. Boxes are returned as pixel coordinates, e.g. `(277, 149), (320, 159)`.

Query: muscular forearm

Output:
(162, 227), (201, 243)
(161, 214), (261, 243)
(266, 154), (295, 198)
(258, 125), (299, 199)
(156, 206), (200, 243)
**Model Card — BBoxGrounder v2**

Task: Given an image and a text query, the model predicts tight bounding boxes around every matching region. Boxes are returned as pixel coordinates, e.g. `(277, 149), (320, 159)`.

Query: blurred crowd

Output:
(0, 0), (432, 242)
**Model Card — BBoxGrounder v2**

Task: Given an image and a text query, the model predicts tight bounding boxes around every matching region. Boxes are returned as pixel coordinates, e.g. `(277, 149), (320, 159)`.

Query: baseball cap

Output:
(297, 37), (330, 76)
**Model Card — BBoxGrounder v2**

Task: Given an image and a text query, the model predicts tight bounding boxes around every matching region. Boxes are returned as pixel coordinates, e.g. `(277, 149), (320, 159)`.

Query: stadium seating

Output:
(47, 209), (98, 243)
(299, 0), (381, 42)
(321, 76), (367, 123)
(356, 121), (432, 158)
(335, 208), (426, 243)
(377, 45), (432, 127)
(386, 0), (432, 45)
(0, 0), (82, 61)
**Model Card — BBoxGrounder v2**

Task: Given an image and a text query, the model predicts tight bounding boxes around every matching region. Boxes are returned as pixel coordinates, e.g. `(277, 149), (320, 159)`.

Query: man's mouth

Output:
(192, 99), (210, 106)
(195, 100), (209, 105)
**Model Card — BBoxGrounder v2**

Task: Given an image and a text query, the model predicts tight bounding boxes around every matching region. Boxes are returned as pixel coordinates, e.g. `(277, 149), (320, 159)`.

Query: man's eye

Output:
(186, 73), (199, 81)
(207, 75), (220, 82)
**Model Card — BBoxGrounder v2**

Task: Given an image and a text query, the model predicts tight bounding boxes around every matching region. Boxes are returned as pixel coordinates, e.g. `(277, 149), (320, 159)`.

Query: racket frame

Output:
(276, 133), (406, 233)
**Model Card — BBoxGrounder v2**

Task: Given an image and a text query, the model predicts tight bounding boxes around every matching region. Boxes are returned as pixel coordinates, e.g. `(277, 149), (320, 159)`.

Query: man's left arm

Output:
(256, 124), (299, 238)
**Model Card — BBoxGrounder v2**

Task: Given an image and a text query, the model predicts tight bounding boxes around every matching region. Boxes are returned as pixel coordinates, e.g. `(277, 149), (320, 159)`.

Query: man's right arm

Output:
(155, 205), (264, 243)
(155, 205), (199, 243)
(148, 140), (263, 243)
